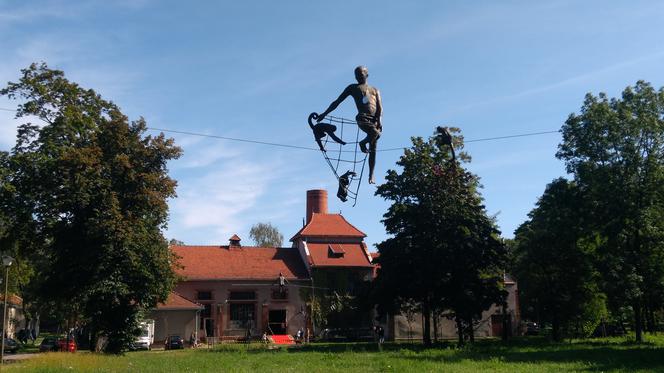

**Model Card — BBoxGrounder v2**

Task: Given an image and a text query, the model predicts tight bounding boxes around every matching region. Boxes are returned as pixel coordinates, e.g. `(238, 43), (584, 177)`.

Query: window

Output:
(271, 289), (288, 300)
(229, 303), (255, 329)
(201, 304), (212, 318)
(229, 291), (256, 300)
(196, 291), (212, 300)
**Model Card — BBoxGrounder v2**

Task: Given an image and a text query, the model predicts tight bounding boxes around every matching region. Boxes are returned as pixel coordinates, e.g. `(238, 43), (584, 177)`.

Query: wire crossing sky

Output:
(1, 1), (663, 248)
(0, 106), (561, 152)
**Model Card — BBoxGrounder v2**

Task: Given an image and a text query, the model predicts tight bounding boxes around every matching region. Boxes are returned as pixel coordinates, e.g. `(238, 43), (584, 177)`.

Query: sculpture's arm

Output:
(318, 85), (352, 121)
(375, 89), (383, 129)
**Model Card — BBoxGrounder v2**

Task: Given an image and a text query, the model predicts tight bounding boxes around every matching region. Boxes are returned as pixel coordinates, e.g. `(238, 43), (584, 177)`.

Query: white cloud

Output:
(171, 138), (244, 169)
(167, 141), (310, 243)
(0, 110), (19, 150)
(0, 3), (74, 24)
(450, 51), (664, 114)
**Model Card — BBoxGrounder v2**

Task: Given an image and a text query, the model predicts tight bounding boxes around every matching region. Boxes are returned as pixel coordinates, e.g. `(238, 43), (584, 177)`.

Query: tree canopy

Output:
(556, 81), (664, 342)
(0, 63), (182, 353)
(512, 178), (604, 340)
(374, 127), (508, 345)
(249, 222), (284, 247)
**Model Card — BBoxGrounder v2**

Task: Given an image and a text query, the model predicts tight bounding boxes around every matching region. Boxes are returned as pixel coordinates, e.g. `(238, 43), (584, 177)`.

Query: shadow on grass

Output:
(205, 338), (664, 371)
(397, 340), (664, 371)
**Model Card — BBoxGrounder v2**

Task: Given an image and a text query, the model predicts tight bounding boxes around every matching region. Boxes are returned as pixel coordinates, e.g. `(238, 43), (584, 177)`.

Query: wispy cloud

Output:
(166, 138), (309, 244)
(0, 3), (74, 24)
(451, 50), (664, 114)
(173, 139), (246, 170)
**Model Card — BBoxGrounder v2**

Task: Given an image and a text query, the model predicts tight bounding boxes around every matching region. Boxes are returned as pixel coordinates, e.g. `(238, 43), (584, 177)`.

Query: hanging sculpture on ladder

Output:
(307, 65), (383, 205)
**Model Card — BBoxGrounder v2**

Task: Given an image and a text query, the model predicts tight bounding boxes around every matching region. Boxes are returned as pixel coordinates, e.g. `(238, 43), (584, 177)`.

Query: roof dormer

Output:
(328, 244), (345, 258)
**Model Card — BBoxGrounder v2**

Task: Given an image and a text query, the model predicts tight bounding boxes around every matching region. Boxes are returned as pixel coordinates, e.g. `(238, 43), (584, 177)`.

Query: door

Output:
(268, 310), (287, 334)
(204, 318), (215, 338)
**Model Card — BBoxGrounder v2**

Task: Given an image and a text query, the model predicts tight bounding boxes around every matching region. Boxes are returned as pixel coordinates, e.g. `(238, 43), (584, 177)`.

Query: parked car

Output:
(525, 322), (540, 336)
(57, 337), (77, 352)
(39, 336), (59, 352)
(2, 338), (19, 353)
(164, 335), (184, 350)
(319, 328), (375, 342)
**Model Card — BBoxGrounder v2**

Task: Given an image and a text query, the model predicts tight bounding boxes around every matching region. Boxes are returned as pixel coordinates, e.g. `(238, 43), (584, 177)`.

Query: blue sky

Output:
(1, 1), (663, 249)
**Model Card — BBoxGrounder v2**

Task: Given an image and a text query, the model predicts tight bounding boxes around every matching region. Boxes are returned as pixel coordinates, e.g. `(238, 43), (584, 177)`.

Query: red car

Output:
(57, 338), (77, 352)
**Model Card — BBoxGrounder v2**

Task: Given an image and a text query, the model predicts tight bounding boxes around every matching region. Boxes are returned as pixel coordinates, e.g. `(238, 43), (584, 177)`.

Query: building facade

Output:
(154, 189), (519, 342)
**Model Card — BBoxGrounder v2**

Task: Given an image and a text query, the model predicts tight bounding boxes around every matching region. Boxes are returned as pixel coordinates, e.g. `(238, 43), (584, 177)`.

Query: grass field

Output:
(7, 336), (664, 372)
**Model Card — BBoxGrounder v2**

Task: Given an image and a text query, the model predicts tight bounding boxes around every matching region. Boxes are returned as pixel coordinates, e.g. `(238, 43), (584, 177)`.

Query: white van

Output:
(134, 320), (155, 350)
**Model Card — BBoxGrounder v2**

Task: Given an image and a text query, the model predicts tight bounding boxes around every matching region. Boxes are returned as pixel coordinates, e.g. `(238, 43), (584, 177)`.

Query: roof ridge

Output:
(172, 245), (294, 249)
(336, 214), (366, 236)
(170, 291), (201, 306)
(290, 213), (366, 241)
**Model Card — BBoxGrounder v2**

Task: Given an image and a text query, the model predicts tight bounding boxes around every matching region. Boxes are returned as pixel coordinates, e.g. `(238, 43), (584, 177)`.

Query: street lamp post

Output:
(1, 256), (14, 365)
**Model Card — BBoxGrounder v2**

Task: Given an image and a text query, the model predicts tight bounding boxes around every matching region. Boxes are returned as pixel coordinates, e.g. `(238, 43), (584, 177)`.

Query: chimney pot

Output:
(306, 189), (328, 223)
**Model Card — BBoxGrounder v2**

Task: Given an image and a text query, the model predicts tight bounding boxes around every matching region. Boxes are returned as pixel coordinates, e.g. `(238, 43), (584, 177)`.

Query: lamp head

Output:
(2, 256), (13, 267)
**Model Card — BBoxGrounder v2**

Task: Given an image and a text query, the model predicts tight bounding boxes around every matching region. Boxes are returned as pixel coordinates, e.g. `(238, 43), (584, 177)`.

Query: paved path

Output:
(3, 353), (38, 362)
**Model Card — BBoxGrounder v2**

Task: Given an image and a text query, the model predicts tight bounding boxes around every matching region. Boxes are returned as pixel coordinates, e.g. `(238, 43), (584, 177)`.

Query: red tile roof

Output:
(172, 245), (309, 280)
(291, 213), (366, 241)
(369, 252), (380, 278)
(156, 292), (203, 311)
(229, 234), (241, 241)
(306, 243), (373, 267)
(0, 294), (22, 306)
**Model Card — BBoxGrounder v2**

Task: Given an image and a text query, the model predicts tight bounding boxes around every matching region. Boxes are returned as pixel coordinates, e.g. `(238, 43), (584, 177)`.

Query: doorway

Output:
(268, 310), (287, 334)
(204, 318), (215, 338)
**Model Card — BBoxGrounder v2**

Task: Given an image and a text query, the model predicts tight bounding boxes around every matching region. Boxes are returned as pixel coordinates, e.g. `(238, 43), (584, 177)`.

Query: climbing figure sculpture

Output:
(337, 171), (357, 202)
(317, 66), (383, 184)
(308, 113), (346, 152)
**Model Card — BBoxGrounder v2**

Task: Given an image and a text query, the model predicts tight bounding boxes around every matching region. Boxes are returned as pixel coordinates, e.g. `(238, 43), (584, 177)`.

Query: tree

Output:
(169, 239), (185, 246)
(557, 81), (664, 342)
(1, 63), (182, 353)
(374, 127), (508, 346)
(512, 178), (604, 341)
(249, 222), (283, 247)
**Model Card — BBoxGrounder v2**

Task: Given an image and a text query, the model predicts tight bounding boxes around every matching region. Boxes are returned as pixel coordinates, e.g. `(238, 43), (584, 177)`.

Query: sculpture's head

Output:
(354, 66), (368, 84)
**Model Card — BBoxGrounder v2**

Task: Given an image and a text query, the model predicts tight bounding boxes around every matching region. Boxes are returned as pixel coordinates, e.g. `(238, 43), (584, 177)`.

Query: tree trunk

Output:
(634, 300), (643, 343)
(422, 303), (431, 346)
(89, 328), (98, 352)
(466, 317), (475, 344)
(456, 317), (464, 347)
(645, 303), (656, 334)
(552, 312), (561, 342)
(433, 311), (438, 343)
(501, 303), (509, 341)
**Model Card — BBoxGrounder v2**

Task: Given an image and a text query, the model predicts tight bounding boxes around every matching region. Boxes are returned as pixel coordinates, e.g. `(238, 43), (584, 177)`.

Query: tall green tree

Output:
(1, 63), (182, 353)
(249, 222), (283, 247)
(557, 81), (664, 342)
(374, 127), (508, 346)
(512, 178), (604, 341)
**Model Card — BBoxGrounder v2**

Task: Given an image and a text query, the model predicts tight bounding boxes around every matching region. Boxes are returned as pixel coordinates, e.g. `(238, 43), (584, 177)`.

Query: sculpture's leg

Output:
(368, 143), (376, 184)
(326, 130), (346, 146)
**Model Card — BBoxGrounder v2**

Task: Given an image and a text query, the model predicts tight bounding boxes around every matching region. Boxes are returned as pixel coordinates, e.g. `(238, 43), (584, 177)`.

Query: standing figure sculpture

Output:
(436, 126), (456, 161)
(317, 66), (383, 184)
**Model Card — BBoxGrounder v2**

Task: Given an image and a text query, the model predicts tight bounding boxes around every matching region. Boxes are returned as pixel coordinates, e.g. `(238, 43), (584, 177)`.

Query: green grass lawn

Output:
(7, 335), (664, 372)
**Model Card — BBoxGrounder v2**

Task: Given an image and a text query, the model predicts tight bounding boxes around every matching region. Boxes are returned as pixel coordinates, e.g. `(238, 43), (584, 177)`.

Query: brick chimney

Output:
(306, 189), (328, 224)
